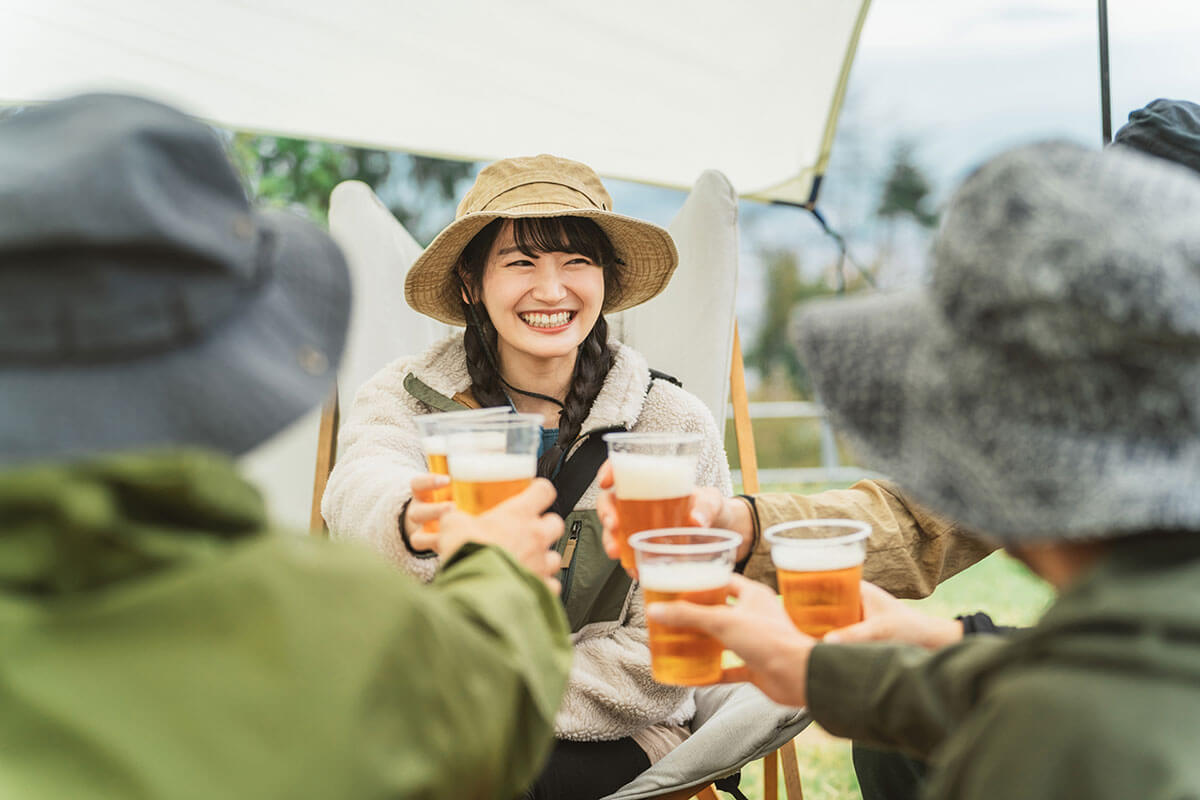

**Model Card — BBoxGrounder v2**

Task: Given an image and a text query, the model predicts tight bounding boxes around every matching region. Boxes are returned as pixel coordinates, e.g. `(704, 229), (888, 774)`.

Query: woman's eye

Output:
(567, 257), (594, 266)
(505, 259), (534, 268)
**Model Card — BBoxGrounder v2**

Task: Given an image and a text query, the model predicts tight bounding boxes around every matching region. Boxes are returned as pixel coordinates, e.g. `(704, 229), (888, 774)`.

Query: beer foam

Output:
(421, 435), (446, 455)
(447, 452), (536, 482)
(610, 453), (696, 499)
(639, 561), (731, 593)
(770, 543), (864, 572)
(445, 430), (508, 453)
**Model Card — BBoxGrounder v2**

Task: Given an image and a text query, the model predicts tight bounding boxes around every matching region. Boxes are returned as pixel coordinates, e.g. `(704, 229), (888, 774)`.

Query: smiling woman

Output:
(321, 154), (734, 800)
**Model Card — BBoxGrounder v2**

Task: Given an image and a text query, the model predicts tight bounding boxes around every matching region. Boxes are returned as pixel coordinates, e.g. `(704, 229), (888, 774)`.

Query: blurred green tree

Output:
(229, 133), (473, 241)
(877, 139), (938, 228)
(746, 249), (835, 398)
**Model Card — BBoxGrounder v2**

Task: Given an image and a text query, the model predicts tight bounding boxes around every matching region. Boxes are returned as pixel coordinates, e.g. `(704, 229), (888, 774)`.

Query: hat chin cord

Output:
(460, 286), (566, 414)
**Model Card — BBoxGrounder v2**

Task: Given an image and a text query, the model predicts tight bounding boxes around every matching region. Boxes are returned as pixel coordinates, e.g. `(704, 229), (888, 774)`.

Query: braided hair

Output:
(457, 217), (623, 477)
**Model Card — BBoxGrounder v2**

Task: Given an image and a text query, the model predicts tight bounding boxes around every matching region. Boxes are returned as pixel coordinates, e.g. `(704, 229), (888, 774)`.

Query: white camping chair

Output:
(246, 175), (810, 799)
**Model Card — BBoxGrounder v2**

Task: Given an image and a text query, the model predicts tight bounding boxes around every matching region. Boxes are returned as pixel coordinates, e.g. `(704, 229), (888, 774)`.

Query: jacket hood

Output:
(0, 449), (266, 596)
(1019, 532), (1200, 686)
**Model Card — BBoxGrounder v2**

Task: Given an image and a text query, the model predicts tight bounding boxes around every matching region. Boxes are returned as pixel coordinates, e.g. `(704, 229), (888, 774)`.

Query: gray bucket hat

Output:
(1113, 98), (1200, 176)
(0, 94), (351, 465)
(795, 141), (1200, 543)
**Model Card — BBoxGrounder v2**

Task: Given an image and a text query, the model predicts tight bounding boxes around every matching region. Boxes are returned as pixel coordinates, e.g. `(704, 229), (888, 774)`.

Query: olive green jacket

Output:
(807, 532), (1200, 799)
(0, 450), (572, 800)
(746, 480), (996, 598)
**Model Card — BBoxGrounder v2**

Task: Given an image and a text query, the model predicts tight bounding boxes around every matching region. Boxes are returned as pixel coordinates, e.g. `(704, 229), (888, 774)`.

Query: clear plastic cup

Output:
(631, 528), (740, 686)
(766, 519), (871, 637)
(442, 413), (542, 515)
(413, 407), (512, 532)
(603, 432), (702, 571)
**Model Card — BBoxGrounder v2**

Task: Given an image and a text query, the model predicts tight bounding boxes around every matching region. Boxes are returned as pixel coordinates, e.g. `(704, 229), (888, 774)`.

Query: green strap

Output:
(402, 373), (471, 413)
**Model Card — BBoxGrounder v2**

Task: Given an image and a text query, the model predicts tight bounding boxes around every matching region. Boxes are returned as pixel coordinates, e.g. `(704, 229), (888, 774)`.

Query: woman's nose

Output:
(530, 264), (568, 302)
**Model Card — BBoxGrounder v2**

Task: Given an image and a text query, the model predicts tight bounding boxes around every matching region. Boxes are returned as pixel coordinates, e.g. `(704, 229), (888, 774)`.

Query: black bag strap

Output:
(548, 369), (680, 518)
(648, 367), (682, 387)
(550, 425), (624, 518)
(713, 772), (749, 800)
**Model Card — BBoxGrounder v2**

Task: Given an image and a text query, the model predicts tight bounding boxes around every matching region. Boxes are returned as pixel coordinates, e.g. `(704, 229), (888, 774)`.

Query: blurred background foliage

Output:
(228, 133), (474, 244)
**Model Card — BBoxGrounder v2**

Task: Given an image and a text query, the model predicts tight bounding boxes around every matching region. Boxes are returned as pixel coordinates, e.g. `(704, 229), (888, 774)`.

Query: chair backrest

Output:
(611, 170), (739, 427)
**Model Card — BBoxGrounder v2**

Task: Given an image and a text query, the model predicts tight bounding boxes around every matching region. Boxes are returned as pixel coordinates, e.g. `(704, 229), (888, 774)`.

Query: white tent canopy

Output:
(0, 0), (869, 204)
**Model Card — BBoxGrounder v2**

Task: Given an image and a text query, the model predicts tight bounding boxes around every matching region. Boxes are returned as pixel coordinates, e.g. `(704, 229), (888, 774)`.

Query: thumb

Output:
(598, 460), (614, 489)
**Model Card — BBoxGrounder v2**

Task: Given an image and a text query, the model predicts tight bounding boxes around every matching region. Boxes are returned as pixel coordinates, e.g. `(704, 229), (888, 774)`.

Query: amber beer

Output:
(414, 408), (512, 533)
(413, 438), (452, 532)
(448, 453), (536, 515)
(604, 432), (702, 572)
(641, 564), (730, 685)
(767, 520), (871, 637)
(631, 529), (741, 687)
(609, 453), (695, 571)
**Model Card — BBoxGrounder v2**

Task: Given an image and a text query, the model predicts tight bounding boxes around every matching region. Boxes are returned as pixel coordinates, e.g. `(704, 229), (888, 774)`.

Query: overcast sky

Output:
(610, 0), (1200, 336)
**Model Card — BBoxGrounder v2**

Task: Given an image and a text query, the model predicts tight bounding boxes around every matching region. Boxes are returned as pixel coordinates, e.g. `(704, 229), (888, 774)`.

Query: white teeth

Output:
(521, 312), (572, 328)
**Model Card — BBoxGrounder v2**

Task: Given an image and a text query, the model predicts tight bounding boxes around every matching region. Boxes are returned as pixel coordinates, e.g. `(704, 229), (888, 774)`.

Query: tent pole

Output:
(1098, 0), (1112, 145)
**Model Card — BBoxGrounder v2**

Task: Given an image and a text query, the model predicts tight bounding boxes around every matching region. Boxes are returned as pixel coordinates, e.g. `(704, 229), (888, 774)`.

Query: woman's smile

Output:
(518, 309), (578, 332)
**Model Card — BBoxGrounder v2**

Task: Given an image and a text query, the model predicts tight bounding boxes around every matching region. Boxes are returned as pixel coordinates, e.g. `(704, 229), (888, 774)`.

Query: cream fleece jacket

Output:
(322, 334), (733, 740)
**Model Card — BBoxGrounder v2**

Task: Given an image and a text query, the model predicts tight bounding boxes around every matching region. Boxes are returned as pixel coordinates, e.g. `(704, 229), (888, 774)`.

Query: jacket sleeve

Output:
(351, 542), (573, 798)
(744, 479), (996, 598)
(805, 636), (1010, 760)
(321, 363), (442, 582)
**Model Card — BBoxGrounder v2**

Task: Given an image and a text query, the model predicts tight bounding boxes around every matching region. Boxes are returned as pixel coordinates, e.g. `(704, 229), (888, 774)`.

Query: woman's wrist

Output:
(398, 499), (437, 559)
(727, 495), (759, 565)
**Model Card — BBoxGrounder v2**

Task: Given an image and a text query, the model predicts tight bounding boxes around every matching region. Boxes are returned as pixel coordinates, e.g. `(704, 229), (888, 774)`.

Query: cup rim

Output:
(415, 406), (512, 429)
(764, 518), (871, 547)
(628, 527), (741, 556)
(602, 431), (704, 447)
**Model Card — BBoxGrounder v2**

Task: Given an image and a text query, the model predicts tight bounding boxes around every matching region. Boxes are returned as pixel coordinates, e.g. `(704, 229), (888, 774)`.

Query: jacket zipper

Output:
(560, 518), (584, 603)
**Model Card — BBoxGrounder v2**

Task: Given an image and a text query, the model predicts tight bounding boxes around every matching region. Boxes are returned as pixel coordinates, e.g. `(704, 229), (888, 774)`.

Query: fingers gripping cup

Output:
(632, 529), (740, 686)
(766, 519), (871, 637)
(443, 413), (541, 515)
(603, 432), (701, 571)
(414, 408), (512, 532)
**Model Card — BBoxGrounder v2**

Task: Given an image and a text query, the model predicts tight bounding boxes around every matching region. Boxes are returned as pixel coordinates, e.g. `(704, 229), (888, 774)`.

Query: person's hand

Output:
(647, 575), (815, 707)
(436, 478), (565, 594)
(822, 582), (964, 649)
(596, 463), (755, 570)
(405, 474), (455, 552)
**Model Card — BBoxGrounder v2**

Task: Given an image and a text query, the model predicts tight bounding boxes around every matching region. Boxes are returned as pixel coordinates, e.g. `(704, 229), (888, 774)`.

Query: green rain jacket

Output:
(808, 532), (1200, 799)
(0, 450), (572, 800)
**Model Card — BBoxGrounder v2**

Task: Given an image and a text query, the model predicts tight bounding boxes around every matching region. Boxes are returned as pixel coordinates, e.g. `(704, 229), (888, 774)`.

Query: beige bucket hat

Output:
(405, 154), (679, 326)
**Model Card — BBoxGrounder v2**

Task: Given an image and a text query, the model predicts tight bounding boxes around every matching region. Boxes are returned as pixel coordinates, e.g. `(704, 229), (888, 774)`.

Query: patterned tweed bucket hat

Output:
(405, 154), (678, 326)
(794, 141), (1200, 543)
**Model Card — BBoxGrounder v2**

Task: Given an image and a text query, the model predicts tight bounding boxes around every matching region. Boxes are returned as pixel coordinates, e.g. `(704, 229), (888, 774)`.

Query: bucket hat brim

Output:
(0, 209), (350, 465)
(796, 287), (1200, 543)
(405, 207), (678, 326)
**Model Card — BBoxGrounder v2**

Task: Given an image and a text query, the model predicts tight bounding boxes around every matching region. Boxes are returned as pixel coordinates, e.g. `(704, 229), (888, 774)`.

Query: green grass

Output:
(717, 482), (1054, 800)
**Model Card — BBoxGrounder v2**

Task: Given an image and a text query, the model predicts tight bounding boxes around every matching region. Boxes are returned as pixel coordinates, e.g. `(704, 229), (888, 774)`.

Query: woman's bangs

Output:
(510, 217), (614, 265)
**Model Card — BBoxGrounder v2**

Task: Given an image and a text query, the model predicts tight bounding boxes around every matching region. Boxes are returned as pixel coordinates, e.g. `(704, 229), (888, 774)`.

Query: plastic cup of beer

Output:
(603, 432), (701, 572)
(413, 407), (511, 532)
(631, 528), (740, 686)
(766, 519), (871, 637)
(442, 413), (541, 515)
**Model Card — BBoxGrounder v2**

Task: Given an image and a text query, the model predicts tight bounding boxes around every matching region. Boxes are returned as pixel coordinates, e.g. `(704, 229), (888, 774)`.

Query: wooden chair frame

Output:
(308, 323), (805, 799)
